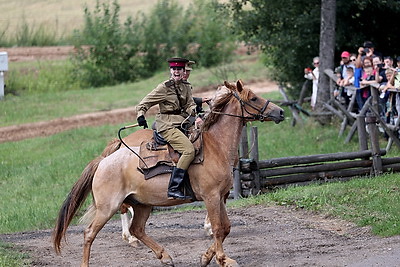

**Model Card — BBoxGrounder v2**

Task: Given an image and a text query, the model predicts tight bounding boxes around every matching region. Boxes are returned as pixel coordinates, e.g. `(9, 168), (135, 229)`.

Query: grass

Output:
(0, 0), (196, 43)
(0, 242), (29, 266)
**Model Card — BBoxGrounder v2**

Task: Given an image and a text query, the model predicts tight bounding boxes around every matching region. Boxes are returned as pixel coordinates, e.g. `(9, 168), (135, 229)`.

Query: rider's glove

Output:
(137, 115), (148, 129)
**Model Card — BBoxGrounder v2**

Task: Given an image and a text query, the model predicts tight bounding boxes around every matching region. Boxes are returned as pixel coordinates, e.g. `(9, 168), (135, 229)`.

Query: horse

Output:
(52, 80), (284, 267)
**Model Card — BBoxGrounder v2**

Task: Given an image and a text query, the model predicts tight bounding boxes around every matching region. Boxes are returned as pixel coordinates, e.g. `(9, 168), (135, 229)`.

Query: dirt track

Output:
(2, 205), (400, 266)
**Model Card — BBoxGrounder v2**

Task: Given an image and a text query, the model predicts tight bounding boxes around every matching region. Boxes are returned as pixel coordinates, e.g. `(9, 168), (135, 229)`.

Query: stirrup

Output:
(168, 190), (191, 200)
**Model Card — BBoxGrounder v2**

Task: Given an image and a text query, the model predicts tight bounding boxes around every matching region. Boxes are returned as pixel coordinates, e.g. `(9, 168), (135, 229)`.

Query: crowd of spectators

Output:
(333, 41), (399, 134)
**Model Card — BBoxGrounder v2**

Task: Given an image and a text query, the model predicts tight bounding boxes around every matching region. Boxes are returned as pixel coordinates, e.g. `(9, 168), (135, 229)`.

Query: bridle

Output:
(210, 91), (271, 124)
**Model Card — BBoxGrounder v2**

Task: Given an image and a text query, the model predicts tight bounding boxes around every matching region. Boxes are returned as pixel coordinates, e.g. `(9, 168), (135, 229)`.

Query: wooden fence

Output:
(233, 125), (400, 198)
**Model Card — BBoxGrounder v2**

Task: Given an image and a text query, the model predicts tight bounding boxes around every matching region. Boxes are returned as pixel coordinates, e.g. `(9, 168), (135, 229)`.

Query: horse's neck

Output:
(207, 104), (243, 166)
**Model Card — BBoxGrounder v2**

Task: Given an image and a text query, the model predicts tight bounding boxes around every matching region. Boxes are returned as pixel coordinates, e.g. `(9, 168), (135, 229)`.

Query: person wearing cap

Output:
(336, 51), (355, 107)
(183, 60), (211, 115)
(136, 57), (198, 200)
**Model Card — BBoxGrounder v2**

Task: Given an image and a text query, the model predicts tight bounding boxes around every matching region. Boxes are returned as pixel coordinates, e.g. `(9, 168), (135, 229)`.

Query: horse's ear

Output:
(236, 80), (244, 92)
(224, 80), (233, 90)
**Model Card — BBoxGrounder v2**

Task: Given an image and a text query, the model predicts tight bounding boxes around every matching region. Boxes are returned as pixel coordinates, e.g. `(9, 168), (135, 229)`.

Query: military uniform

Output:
(136, 79), (197, 170)
(136, 57), (197, 200)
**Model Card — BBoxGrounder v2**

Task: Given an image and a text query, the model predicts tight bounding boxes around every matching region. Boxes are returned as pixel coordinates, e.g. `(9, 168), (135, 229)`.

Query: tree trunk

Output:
(316, 0), (336, 124)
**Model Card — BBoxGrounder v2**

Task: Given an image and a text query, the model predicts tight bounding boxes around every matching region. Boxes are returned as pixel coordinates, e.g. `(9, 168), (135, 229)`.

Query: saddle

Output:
(138, 128), (203, 179)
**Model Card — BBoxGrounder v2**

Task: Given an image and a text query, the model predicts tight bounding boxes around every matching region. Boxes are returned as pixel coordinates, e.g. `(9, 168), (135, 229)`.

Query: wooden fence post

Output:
(233, 125), (248, 199)
(250, 126), (260, 195)
(357, 115), (368, 151)
(366, 114), (383, 175)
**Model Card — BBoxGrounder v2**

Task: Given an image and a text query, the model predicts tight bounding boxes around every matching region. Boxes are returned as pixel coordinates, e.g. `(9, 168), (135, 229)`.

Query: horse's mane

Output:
(202, 83), (251, 131)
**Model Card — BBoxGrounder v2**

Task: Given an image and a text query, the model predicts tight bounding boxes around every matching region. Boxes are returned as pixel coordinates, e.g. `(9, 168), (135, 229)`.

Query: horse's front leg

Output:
(201, 197), (238, 267)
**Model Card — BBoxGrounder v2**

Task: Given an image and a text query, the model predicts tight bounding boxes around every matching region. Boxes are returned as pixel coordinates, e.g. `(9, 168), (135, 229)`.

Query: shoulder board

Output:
(165, 80), (175, 87)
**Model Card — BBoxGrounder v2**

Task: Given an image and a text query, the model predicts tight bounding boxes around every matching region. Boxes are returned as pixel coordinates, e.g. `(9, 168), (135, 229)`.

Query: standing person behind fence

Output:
(354, 47), (374, 110)
(136, 57), (198, 200)
(304, 57), (319, 110)
(336, 51), (355, 107)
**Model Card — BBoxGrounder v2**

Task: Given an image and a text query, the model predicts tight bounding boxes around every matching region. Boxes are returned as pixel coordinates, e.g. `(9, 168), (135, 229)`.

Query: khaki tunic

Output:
(136, 79), (197, 133)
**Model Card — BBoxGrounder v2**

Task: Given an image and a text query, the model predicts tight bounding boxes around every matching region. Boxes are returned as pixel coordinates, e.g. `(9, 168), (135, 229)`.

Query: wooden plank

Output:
(279, 86), (303, 126)
(368, 104), (400, 150)
(261, 167), (372, 186)
(259, 159), (372, 177)
(257, 149), (386, 169)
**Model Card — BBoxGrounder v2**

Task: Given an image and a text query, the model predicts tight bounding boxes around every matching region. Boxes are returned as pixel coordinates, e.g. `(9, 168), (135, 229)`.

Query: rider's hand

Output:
(137, 115), (148, 129)
(195, 117), (204, 128)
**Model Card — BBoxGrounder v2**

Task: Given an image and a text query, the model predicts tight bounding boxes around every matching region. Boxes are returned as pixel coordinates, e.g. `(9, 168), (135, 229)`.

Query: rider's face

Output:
(170, 67), (184, 81)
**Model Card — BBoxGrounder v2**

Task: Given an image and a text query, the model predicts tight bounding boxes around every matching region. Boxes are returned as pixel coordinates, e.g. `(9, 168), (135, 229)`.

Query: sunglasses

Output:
(313, 62), (319, 65)
(351, 58), (356, 61)
(171, 67), (184, 70)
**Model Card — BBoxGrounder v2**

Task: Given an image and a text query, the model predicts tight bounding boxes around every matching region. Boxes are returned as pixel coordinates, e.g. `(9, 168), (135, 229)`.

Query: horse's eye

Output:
(251, 96), (257, 101)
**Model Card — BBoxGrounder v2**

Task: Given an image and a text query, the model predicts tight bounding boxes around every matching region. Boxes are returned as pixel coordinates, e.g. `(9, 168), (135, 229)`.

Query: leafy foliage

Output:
(71, 0), (236, 87)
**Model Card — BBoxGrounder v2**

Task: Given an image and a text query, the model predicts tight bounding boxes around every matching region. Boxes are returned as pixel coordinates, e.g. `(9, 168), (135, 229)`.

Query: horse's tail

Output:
(52, 138), (121, 254)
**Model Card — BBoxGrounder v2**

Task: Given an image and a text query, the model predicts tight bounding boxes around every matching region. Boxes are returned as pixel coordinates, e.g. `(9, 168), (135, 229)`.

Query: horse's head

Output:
(223, 80), (284, 124)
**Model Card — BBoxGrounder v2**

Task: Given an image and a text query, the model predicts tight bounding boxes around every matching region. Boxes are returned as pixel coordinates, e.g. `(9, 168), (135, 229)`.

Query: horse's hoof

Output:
(222, 258), (239, 267)
(128, 238), (140, 247)
(200, 254), (212, 267)
(160, 255), (174, 266)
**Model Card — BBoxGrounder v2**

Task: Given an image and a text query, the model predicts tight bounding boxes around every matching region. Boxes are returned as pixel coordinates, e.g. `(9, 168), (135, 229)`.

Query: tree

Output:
(316, 0), (336, 124)
(226, 0), (400, 100)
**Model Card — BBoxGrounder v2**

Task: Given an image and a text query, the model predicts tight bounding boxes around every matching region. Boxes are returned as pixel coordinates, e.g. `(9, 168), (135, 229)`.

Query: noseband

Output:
(211, 91), (270, 124)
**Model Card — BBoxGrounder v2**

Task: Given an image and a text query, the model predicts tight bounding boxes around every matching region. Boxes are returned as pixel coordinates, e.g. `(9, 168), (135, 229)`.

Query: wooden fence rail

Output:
(236, 125), (400, 197)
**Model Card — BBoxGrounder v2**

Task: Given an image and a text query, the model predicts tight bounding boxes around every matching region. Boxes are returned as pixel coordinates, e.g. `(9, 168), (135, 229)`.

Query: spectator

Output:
(384, 56), (394, 69)
(380, 68), (398, 124)
(354, 48), (374, 110)
(372, 55), (386, 83)
(336, 51), (355, 106)
(362, 41), (381, 59)
(396, 56), (400, 73)
(340, 67), (355, 87)
(304, 56), (319, 110)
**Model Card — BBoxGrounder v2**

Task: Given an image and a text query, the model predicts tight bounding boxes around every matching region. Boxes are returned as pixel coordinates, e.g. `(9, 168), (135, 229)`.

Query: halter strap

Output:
(210, 91), (271, 123)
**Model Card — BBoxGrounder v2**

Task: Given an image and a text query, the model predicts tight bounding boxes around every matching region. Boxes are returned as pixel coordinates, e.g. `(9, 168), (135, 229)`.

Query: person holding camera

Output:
(304, 56), (319, 110)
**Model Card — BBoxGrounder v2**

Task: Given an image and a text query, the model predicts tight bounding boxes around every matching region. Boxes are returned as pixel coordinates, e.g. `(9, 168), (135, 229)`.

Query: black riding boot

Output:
(167, 167), (187, 200)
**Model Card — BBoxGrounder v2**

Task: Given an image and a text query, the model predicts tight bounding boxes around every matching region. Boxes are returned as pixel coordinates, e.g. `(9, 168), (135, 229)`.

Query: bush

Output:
(71, 0), (237, 88)
(71, 1), (143, 87)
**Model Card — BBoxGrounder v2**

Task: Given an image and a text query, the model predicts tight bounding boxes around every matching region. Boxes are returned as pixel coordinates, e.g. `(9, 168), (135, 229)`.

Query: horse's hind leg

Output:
(130, 204), (174, 266)
(81, 207), (118, 267)
(120, 204), (140, 246)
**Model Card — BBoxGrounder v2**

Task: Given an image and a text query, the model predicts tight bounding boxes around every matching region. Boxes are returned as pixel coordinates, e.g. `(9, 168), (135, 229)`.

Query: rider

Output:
(136, 57), (198, 200)
(183, 60), (211, 114)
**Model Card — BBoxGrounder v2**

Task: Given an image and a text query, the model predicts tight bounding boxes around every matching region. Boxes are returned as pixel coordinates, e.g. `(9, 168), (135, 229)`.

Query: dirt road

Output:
(2, 205), (400, 266)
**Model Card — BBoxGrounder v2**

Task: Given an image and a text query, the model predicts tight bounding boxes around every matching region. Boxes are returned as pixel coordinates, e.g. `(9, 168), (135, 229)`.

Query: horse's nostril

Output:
(280, 110), (284, 116)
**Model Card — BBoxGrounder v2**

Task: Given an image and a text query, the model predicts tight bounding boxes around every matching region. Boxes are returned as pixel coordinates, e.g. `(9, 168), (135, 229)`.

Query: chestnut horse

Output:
(52, 80), (284, 267)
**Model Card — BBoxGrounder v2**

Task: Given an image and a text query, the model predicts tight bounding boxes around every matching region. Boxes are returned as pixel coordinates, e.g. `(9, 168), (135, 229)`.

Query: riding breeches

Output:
(159, 128), (195, 170)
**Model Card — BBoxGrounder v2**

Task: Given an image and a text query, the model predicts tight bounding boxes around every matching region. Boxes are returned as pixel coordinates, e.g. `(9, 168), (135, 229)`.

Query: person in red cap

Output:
(336, 51), (355, 106)
(136, 57), (198, 200)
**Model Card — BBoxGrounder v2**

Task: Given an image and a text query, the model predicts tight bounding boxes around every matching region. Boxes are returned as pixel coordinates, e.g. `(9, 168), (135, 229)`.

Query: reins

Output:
(118, 125), (149, 171)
